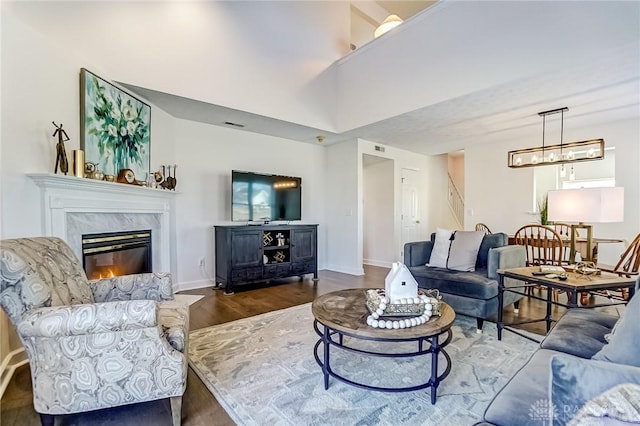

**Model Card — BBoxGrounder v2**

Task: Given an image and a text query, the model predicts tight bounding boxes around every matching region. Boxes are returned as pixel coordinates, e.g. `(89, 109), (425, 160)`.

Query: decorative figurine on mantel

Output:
(52, 121), (69, 175)
(165, 164), (177, 190)
(157, 165), (177, 190)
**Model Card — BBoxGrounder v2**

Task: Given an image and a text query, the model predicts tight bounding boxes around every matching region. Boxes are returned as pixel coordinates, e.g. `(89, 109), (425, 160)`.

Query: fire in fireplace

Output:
(82, 230), (152, 280)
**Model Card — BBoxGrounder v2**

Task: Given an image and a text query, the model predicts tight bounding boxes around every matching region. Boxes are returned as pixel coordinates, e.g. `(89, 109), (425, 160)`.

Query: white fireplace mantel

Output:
(28, 173), (178, 276)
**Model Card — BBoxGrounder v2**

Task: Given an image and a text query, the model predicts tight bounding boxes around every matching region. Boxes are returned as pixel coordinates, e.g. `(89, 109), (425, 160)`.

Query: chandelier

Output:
(507, 107), (605, 171)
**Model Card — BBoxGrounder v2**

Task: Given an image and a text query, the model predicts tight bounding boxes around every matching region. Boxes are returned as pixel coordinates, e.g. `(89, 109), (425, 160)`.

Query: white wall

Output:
(325, 139), (361, 275)
(359, 140), (444, 259)
(0, 6), (329, 358)
(534, 149), (617, 209)
(173, 119), (327, 289)
(1, 4), (328, 282)
(335, 1), (640, 131)
(465, 117), (640, 264)
(363, 157), (394, 267)
(5, 1), (350, 132)
(325, 139), (456, 275)
(0, 9), (177, 240)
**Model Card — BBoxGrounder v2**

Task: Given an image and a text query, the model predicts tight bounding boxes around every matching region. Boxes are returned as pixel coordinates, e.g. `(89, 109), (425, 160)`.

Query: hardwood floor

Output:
(0, 265), (622, 426)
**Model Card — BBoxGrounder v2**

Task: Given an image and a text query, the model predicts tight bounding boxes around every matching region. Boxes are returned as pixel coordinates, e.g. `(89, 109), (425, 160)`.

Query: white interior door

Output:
(401, 168), (421, 258)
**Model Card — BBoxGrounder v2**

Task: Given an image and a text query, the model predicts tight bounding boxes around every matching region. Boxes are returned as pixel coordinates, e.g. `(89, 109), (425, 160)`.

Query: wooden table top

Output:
(311, 289), (456, 340)
(498, 266), (636, 291)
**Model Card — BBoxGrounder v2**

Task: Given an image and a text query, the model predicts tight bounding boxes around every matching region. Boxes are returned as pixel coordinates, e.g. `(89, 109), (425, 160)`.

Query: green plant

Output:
(538, 195), (549, 225)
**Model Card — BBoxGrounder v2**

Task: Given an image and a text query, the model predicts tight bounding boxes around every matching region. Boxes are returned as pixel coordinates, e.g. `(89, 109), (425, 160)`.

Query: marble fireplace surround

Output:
(28, 173), (177, 277)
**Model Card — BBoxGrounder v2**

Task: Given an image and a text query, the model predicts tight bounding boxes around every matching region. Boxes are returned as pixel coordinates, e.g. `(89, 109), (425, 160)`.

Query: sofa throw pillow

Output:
(592, 289), (640, 367)
(568, 383), (640, 426)
(426, 228), (454, 268)
(446, 230), (485, 272)
(549, 354), (640, 425)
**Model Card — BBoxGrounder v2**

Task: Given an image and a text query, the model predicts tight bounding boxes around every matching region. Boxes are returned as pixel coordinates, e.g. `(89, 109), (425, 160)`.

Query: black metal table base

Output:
(497, 273), (636, 342)
(313, 320), (452, 404)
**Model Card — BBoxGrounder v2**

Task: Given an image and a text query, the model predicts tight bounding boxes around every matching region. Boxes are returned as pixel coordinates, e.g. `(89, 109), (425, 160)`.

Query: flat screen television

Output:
(232, 170), (302, 222)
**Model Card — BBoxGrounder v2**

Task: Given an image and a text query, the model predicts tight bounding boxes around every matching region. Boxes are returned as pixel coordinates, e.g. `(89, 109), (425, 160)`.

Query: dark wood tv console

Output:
(214, 224), (318, 294)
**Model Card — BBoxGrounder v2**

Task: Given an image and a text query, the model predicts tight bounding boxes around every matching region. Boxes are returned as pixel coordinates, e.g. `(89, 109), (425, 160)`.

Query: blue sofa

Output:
(404, 232), (526, 332)
(481, 278), (640, 425)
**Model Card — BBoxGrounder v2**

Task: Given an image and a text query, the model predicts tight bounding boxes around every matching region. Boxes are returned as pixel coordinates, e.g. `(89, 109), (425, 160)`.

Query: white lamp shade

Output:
(374, 15), (403, 38)
(547, 187), (624, 223)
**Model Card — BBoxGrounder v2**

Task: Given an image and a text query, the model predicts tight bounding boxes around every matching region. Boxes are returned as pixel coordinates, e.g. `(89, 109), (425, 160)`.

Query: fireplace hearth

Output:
(82, 230), (152, 280)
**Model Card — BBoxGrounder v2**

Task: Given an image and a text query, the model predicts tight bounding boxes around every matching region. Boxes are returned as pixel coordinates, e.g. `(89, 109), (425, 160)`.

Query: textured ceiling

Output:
(342, 44), (640, 155)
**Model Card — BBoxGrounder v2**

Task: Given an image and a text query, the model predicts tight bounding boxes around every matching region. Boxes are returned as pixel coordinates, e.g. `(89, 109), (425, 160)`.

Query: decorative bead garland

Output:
(366, 294), (433, 329)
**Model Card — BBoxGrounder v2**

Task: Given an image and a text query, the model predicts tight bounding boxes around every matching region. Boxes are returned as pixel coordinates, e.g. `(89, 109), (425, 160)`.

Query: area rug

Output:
(188, 303), (538, 426)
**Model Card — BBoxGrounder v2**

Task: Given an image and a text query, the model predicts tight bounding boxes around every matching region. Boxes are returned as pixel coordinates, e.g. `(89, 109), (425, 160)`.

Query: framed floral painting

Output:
(80, 68), (151, 180)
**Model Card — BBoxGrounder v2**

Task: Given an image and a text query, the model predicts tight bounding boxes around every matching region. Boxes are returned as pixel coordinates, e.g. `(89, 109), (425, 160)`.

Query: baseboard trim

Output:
(174, 279), (214, 293)
(0, 347), (28, 398)
(363, 259), (393, 268)
(323, 265), (365, 276)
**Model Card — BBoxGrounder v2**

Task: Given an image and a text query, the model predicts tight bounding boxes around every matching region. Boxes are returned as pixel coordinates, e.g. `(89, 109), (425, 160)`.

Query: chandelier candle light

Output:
(508, 107), (605, 170)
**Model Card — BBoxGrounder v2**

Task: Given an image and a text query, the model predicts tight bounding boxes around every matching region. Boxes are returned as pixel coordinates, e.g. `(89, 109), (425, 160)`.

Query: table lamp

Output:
(547, 187), (624, 263)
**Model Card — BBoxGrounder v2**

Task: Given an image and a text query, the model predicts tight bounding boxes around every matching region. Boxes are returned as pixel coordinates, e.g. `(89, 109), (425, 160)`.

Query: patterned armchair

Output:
(0, 237), (188, 426)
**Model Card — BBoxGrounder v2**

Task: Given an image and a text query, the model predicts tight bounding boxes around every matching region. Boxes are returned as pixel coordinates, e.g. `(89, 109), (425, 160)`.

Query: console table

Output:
(214, 224), (318, 294)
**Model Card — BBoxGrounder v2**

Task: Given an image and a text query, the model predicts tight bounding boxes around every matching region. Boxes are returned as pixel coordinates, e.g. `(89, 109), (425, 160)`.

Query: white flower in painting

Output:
(110, 103), (121, 120)
(120, 126), (127, 137)
(126, 121), (137, 136)
(122, 102), (137, 121)
(108, 124), (118, 137)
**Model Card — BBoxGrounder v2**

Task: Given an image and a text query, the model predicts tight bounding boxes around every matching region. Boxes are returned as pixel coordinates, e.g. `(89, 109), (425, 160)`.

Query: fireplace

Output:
(82, 230), (152, 280)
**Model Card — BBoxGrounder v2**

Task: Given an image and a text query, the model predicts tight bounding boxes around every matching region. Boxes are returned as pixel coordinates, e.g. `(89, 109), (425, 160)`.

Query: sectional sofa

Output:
(480, 278), (640, 425)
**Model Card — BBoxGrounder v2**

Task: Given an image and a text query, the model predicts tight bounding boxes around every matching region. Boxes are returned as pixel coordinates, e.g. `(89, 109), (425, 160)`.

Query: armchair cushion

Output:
(27, 326), (186, 415)
(17, 299), (157, 337)
(90, 272), (174, 303)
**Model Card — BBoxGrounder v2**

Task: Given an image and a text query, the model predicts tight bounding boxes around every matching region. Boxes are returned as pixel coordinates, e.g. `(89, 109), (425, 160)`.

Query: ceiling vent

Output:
(224, 121), (245, 128)
(375, 145), (385, 152)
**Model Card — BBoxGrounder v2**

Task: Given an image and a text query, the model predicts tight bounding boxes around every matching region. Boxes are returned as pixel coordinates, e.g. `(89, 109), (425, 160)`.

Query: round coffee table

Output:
(311, 288), (456, 404)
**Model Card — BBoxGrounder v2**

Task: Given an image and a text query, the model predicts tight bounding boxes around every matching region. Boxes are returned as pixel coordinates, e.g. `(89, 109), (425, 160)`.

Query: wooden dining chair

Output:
(513, 224), (566, 302)
(549, 222), (575, 264)
(551, 223), (573, 240)
(475, 223), (492, 235)
(599, 232), (640, 300)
